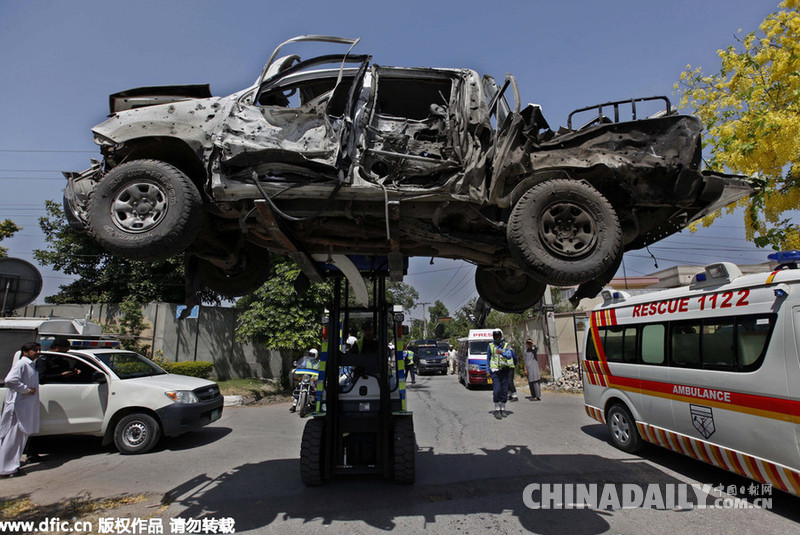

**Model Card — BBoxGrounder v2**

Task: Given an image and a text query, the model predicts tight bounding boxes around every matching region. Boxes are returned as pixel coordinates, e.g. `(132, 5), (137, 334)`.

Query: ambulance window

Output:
(584, 332), (599, 361)
(671, 321), (700, 367)
(737, 314), (774, 369)
(603, 326), (636, 363)
(641, 324), (665, 365)
(604, 326), (624, 362)
(701, 319), (735, 368)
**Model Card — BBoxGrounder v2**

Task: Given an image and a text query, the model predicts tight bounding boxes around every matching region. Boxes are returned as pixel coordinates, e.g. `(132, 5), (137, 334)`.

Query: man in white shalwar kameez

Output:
(0, 343), (41, 476)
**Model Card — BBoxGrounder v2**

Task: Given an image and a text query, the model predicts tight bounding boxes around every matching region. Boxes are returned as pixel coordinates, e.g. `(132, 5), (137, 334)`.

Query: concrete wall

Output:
(17, 302), (291, 381)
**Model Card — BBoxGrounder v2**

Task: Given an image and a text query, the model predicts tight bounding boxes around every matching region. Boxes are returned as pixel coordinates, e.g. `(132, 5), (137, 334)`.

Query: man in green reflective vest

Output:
(487, 330), (514, 419)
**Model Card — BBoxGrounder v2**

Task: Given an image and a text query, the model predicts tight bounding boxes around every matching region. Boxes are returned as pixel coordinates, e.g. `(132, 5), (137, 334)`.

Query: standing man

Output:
(405, 347), (416, 384)
(447, 344), (457, 375)
(0, 343), (41, 477)
(487, 330), (514, 419)
(523, 338), (541, 401)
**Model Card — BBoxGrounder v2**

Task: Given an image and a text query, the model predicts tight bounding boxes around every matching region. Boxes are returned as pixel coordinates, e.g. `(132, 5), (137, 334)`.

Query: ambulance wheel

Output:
(606, 403), (643, 453)
(393, 417), (416, 484)
(300, 418), (324, 486)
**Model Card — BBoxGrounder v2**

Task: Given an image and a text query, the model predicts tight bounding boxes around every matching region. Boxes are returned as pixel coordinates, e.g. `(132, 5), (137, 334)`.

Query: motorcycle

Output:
(291, 357), (319, 417)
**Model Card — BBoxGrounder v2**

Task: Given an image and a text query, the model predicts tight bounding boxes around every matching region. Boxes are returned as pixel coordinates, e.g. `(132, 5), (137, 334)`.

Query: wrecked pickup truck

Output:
(64, 35), (753, 311)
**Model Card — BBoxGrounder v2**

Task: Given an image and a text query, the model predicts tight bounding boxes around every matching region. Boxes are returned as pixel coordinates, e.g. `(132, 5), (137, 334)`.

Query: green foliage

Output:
(428, 300), (449, 322)
(33, 200), (210, 304)
(0, 219), (20, 258)
(102, 298), (151, 356)
(160, 361), (214, 379)
(386, 281), (419, 310)
(235, 255), (333, 350)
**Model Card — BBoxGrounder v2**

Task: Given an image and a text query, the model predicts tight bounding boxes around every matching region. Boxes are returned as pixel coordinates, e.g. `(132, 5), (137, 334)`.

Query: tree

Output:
(677, 1), (800, 249)
(234, 255), (332, 351)
(0, 219), (20, 258)
(386, 281), (419, 311)
(428, 300), (449, 323)
(33, 200), (200, 304)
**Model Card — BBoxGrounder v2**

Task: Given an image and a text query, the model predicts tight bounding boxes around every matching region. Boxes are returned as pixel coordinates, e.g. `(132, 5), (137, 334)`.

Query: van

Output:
(457, 329), (501, 389)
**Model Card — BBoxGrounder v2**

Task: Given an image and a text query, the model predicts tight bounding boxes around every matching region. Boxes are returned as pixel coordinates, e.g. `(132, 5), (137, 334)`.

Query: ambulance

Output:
(457, 328), (501, 389)
(581, 253), (800, 495)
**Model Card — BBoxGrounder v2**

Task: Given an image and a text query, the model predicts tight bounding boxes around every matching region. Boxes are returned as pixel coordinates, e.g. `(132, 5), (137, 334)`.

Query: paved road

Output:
(3, 374), (799, 534)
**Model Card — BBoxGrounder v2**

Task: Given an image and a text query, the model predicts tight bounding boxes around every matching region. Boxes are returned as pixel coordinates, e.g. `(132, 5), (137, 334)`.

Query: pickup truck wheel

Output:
(87, 160), (203, 261)
(474, 266), (546, 313)
(508, 179), (621, 286)
(196, 247), (271, 297)
(114, 413), (161, 455)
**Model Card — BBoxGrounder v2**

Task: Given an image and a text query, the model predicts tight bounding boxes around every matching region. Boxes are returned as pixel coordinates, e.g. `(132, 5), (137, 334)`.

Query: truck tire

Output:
(114, 413), (161, 455)
(507, 179), (621, 286)
(196, 248), (272, 297)
(87, 160), (203, 261)
(393, 416), (415, 484)
(300, 417), (324, 486)
(474, 266), (546, 313)
(606, 403), (643, 453)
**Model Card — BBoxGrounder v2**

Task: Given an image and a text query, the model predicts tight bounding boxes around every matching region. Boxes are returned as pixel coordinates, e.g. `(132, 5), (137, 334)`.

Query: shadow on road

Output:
(160, 440), (800, 535)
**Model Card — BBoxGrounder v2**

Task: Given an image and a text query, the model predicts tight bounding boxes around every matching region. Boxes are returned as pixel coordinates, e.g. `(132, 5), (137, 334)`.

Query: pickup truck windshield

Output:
(96, 352), (167, 379)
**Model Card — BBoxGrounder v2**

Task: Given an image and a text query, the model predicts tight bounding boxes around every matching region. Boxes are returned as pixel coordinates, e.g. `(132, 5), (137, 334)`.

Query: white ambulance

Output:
(457, 328), (501, 389)
(581, 254), (800, 495)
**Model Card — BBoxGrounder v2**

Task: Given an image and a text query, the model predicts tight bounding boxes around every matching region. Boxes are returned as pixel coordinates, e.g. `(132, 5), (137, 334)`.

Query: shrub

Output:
(161, 361), (214, 379)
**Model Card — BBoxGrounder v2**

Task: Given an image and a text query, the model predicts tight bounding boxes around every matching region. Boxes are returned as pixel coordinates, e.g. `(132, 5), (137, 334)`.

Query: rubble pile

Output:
(543, 363), (583, 393)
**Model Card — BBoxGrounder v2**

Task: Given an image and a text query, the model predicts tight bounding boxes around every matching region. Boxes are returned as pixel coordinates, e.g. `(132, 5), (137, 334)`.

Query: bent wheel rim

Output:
(539, 201), (598, 258)
(123, 421), (149, 447)
(111, 181), (168, 233)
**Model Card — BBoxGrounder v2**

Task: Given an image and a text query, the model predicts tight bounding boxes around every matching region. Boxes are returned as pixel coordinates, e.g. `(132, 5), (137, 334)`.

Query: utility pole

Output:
(418, 302), (431, 338)
(541, 286), (562, 380)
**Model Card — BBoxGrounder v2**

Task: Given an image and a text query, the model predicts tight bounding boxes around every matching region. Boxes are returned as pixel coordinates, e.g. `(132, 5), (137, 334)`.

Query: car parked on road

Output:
(1, 343), (223, 454)
(63, 35), (753, 310)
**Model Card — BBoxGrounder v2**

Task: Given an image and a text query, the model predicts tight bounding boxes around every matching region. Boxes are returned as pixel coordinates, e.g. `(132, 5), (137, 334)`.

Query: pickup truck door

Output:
(218, 55), (370, 180)
(37, 353), (108, 436)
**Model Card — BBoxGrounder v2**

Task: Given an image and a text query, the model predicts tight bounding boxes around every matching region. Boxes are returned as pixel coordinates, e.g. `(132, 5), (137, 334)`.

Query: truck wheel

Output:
(393, 416), (415, 484)
(606, 403), (643, 453)
(474, 266), (546, 313)
(87, 160), (203, 261)
(197, 248), (271, 297)
(114, 413), (161, 455)
(300, 418), (324, 486)
(507, 179), (621, 286)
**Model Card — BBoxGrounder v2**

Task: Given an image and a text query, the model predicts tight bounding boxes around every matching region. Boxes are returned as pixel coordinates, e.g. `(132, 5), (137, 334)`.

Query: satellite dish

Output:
(0, 258), (43, 314)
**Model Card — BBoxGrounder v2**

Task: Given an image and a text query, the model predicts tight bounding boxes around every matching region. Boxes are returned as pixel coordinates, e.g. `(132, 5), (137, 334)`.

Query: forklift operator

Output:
(351, 320), (379, 354)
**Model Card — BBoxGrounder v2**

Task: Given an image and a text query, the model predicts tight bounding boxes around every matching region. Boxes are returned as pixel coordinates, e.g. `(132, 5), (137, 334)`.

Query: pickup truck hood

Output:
(122, 373), (216, 391)
(108, 84), (213, 113)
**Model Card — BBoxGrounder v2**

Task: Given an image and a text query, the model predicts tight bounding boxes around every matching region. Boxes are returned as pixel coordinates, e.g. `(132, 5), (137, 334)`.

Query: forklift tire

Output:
(393, 416), (416, 484)
(300, 418), (324, 486)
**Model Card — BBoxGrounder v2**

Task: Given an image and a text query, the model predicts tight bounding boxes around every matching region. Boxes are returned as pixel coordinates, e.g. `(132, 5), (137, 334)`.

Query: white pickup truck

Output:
(1, 319), (223, 454)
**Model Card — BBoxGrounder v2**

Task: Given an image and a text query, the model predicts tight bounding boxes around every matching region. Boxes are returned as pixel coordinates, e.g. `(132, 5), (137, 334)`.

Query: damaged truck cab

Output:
(64, 35), (753, 311)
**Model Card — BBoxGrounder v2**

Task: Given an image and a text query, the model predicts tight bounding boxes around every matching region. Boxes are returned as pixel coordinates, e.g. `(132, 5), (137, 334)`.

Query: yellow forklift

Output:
(300, 255), (415, 485)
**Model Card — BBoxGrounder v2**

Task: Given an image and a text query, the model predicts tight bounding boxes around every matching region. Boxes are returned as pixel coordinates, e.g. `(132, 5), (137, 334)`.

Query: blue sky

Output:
(0, 0), (785, 320)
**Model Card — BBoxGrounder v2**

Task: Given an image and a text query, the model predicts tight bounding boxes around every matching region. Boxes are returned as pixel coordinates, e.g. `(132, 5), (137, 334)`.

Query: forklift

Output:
(299, 255), (415, 485)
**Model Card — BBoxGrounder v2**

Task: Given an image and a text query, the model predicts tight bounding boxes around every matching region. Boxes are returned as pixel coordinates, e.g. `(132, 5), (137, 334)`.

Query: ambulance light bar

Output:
(690, 262), (742, 290)
(601, 289), (630, 305)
